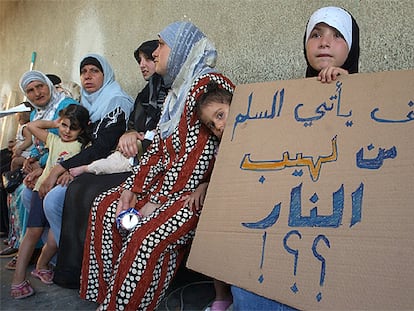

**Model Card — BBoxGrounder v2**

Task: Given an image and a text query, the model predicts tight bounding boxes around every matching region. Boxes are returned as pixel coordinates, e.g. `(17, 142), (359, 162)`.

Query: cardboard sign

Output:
(187, 70), (414, 310)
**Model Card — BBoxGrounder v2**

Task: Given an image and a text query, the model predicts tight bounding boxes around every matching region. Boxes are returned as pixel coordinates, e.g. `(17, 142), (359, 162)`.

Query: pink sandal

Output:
(31, 268), (54, 285)
(10, 280), (35, 299)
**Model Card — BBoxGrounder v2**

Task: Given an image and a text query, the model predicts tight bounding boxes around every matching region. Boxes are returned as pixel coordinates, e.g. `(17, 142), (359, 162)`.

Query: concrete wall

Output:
(1, 0), (413, 147)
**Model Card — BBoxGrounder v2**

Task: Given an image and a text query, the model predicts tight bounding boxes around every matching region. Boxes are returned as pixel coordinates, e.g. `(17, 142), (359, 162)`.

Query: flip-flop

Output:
(31, 268), (54, 285)
(0, 246), (18, 257)
(10, 280), (35, 299)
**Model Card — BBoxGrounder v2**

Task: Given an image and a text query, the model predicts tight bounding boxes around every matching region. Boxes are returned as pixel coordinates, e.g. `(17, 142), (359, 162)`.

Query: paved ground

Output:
(0, 244), (217, 311)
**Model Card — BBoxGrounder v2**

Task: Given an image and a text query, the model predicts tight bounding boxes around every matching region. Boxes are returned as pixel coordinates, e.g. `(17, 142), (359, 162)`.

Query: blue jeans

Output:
(43, 185), (67, 246)
(22, 185), (33, 211)
(231, 286), (297, 311)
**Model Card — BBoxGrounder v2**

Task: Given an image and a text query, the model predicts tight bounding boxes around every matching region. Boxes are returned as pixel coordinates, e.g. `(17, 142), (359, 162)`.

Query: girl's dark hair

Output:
(304, 9), (360, 77)
(58, 104), (91, 147)
(196, 81), (233, 116)
(134, 40), (158, 64)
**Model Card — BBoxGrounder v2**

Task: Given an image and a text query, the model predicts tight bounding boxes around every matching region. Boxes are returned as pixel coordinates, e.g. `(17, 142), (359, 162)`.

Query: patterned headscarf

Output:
(19, 70), (66, 121)
(158, 21), (217, 138)
(304, 6), (360, 77)
(80, 53), (134, 123)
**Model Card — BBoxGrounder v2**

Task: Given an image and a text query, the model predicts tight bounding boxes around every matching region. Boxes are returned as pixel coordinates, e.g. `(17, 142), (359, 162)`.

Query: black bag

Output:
(2, 169), (24, 193)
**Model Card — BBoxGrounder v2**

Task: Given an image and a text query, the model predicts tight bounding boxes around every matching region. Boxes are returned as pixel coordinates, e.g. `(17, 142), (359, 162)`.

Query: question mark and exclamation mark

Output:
(312, 235), (330, 302)
(281, 231), (330, 301)
(283, 230), (301, 293)
(249, 205), (330, 302)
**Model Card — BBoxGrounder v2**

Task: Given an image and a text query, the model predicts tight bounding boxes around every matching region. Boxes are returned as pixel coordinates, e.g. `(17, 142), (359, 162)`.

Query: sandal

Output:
(0, 246), (18, 257)
(31, 268), (54, 285)
(10, 280), (35, 299)
(210, 299), (233, 311)
(5, 255), (18, 270)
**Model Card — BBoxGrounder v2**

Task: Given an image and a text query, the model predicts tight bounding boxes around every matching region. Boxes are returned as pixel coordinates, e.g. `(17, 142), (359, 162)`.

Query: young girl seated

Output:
(181, 81), (234, 311)
(10, 104), (90, 299)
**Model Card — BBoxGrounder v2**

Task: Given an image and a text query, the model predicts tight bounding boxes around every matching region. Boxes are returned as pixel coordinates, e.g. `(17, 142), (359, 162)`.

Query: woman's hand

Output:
(23, 158), (40, 174)
(318, 66), (348, 83)
(116, 190), (137, 217)
(23, 167), (43, 189)
(139, 202), (161, 217)
(56, 171), (74, 186)
(180, 182), (209, 211)
(117, 131), (145, 158)
(38, 174), (58, 198)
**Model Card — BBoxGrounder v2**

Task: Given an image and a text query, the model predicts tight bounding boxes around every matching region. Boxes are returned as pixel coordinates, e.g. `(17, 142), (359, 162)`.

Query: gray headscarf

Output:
(158, 21), (217, 139)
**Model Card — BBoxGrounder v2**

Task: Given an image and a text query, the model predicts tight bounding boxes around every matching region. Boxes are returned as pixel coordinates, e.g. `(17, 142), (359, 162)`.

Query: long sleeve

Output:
(120, 74), (225, 206)
(60, 107), (127, 169)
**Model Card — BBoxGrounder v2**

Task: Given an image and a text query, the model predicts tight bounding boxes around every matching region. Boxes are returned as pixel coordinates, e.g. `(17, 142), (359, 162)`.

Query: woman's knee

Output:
(43, 185), (67, 216)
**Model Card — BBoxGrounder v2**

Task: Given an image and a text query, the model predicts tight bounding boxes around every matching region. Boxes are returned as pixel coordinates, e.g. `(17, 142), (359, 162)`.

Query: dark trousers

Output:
(53, 172), (131, 289)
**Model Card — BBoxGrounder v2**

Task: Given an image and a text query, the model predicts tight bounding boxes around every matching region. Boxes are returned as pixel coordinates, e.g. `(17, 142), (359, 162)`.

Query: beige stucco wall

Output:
(1, 0), (413, 147)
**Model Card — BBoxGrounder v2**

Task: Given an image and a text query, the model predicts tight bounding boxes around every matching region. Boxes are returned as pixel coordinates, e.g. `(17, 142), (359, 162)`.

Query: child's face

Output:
(306, 23), (349, 72)
(200, 101), (230, 140)
(58, 117), (82, 142)
(138, 51), (156, 81)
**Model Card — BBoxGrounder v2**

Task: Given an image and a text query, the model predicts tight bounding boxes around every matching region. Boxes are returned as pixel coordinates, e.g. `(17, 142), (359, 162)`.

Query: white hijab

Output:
(305, 6), (353, 51)
(19, 70), (66, 121)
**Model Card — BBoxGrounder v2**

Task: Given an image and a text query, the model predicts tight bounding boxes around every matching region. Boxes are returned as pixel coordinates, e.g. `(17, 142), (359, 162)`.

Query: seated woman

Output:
(52, 41), (167, 289)
(1, 71), (77, 264)
(41, 53), (134, 281)
(79, 21), (235, 310)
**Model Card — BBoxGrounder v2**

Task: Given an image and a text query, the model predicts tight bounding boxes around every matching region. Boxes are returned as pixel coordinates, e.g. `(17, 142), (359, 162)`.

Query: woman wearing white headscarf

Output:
(0, 71), (78, 263)
(42, 54), (133, 261)
(21, 71), (78, 171)
(80, 22), (235, 310)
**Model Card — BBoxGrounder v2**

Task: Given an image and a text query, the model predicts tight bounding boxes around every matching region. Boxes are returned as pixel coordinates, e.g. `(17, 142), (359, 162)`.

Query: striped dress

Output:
(80, 73), (234, 310)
